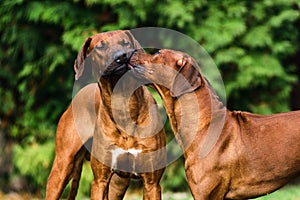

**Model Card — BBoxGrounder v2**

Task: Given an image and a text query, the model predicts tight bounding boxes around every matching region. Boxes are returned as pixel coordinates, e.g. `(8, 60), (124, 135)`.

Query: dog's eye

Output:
(96, 41), (107, 50)
(121, 39), (130, 46)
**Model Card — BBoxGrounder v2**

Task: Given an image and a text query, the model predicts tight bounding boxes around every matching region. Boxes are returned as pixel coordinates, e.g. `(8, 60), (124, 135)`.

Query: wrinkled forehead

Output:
(160, 49), (187, 58)
(156, 49), (186, 65)
(90, 30), (130, 47)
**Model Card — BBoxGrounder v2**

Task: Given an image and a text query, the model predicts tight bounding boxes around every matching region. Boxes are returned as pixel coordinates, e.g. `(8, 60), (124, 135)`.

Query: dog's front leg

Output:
(141, 170), (164, 200)
(186, 166), (228, 200)
(90, 155), (113, 200)
(90, 123), (114, 200)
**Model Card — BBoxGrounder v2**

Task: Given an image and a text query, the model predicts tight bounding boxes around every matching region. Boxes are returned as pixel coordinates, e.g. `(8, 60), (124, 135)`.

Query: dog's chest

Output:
(111, 147), (143, 177)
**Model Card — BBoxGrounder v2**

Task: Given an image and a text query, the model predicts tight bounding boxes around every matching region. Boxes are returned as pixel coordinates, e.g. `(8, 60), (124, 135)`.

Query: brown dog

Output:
(46, 83), (132, 200)
(129, 49), (300, 199)
(87, 34), (166, 200)
(46, 30), (166, 200)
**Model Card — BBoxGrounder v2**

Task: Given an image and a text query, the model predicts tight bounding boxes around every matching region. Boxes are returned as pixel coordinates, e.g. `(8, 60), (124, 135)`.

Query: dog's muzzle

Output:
(102, 49), (136, 77)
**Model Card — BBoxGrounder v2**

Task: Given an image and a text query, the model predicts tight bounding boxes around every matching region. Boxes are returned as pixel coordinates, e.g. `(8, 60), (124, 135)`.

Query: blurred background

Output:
(1, 0), (300, 199)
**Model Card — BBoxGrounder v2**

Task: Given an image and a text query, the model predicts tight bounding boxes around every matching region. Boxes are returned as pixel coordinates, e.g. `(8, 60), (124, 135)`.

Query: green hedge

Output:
(0, 0), (299, 197)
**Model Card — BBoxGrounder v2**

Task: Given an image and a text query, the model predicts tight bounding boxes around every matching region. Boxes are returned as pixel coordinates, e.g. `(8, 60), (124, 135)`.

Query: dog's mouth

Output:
(126, 50), (142, 72)
(101, 65), (125, 79)
(102, 50), (137, 78)
(127, 62), (138, 72)
(109, 63), (128, 76)
(127, 53), (147, 77)
(127, 63), (145, 76)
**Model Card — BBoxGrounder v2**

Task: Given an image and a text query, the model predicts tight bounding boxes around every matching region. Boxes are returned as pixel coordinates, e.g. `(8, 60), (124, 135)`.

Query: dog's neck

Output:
(98, 77), (160, 138)
(98, 76), (140, 122)
(154, 80), (227, 155)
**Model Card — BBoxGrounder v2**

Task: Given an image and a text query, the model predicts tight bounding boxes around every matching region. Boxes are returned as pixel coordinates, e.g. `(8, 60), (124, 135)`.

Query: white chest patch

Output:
(111, 148), (142, 172)
(127, 148), (143, 156)
(111, 148), (125, 169)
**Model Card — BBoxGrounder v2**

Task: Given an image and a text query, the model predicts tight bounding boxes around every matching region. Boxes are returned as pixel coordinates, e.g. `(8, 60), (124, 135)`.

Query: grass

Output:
(124, 191), (193, 200)
(0, 184), (299, 199)
(255, 184), (300, 200)
(123, 183), (300, 200)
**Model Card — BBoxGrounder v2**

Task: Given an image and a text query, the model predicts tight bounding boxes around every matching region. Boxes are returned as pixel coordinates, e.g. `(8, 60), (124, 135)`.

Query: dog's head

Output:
(129, 49), (202, 97)
(74, 30), (143, 81)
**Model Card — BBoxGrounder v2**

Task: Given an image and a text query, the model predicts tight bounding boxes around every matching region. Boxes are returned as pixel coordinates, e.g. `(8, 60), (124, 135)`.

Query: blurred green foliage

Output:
(0, 0), (300, 198)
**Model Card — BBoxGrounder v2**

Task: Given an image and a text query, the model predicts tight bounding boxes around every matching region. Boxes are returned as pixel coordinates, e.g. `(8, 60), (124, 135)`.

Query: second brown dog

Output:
(129, 49), (300, 200)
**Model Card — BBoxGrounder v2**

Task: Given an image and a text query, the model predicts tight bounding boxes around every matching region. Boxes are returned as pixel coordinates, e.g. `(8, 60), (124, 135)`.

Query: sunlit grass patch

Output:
(255, 184), (300, 200)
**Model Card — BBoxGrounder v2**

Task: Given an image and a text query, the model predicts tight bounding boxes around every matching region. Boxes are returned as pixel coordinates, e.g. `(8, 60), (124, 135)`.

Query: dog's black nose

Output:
(113, 50), (128, 64)
(113, 49), (135, 64)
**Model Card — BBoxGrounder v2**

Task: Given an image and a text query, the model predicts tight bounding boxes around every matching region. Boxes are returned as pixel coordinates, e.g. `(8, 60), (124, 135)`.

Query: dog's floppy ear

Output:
(124, 30), (144, 52)
(74, 37), (92, 80)
(170, 56), (202, 97)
